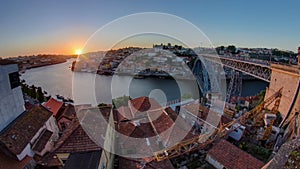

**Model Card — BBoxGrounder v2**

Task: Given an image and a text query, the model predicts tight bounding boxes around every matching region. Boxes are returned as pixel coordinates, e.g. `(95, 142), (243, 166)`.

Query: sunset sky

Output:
(0, 0), (299, 57)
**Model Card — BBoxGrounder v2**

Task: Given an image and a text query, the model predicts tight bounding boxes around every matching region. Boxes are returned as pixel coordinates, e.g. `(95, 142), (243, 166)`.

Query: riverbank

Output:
(4, 54), (77, 72)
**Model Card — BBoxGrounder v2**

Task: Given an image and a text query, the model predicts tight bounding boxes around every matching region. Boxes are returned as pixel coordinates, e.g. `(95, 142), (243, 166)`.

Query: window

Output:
(9, 72), (20, 89)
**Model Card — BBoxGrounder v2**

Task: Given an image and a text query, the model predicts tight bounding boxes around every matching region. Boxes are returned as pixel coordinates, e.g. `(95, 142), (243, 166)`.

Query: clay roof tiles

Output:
(0, 151), (32, 169)
(0, 105), (52, 155)
(207, 139), (264, 169)
(43, 97), (64, 117)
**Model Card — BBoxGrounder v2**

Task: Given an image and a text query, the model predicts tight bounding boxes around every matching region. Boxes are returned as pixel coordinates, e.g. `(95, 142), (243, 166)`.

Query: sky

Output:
(0, 0), (299, 57)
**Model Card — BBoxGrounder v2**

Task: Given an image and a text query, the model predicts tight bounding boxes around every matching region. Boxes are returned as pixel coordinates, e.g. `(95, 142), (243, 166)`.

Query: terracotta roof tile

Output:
(0, 151), (32, 169)
(151, 110), (174, 134)
(130, 123), (156, 138)
(55, 119), (101, 153)
(129, 96), (151, 114)
(38, 114), (104, 167)
(164, 107), (178, 121)
(59, 104), (75, 120)
(52, 107), (111, 154)
(117, 106), (133, 121)
(220, 115), (233, 126)
(43, 97), (64, 117)
(207, 139), (264, 169)
(129, 97), (161, 116)
(0, 105), (52, 155)
(115, 97), (198, 155)
(117, 122), (137, 137)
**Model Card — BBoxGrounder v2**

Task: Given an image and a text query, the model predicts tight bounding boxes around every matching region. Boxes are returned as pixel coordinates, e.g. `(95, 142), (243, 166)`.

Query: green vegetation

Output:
(227, 45), (237, 54)
(239, 142), (272, 162)
(22, 83), (47, 103)
(290, 150), (300, 157)
(36, 87), (45, 102)
(250, 89), (266, 109)
(112, 95), (131, 108)
(181, 93), (193, 100)
(29, 85), (37, 99)
(257, 90), (266, 104)
(272, 49), (295, 57)
(284, 148), (300, 168)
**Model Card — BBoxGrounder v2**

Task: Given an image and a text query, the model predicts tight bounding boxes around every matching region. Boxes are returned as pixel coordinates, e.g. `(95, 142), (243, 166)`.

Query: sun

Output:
(75, 49), (82, 55)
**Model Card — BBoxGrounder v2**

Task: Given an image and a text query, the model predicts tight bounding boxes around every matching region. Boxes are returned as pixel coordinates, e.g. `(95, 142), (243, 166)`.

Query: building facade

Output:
(0, 62), (25, 132)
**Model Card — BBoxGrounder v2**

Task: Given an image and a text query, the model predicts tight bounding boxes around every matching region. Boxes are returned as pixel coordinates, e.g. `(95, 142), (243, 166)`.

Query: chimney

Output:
(298, 47), (300, 65)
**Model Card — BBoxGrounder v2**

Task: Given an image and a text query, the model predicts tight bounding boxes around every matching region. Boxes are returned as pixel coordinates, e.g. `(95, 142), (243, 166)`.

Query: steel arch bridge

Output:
(192, 54), (271, 97)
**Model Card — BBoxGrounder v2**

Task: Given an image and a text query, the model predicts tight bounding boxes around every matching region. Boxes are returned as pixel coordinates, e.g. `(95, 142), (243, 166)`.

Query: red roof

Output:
(38, 115), (104, 167)
(43, 97), (64, 117)
(117, 106), (133, 121)
(0, 106), (52, 156)
(129, 97), (151, 115)
(55, 121), (101, 153)
(114, 97), (197, 156)
(207, 139), (264, 169)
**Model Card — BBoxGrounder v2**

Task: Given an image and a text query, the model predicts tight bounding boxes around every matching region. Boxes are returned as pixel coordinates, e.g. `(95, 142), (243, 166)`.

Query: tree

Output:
(227, 45), (236, 54)
(220, 46), (225, 51)
(29, 85), (37, 99)
(181, 93), (193, 100)
(257, 90), (266, 104)
(21, 84), (28, 95)
(112, 95), (131, 108)
(36, 87), (44, 103)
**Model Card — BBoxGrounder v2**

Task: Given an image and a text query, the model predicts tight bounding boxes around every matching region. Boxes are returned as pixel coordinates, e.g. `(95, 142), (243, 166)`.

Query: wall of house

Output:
(46, 116), (59, 142)
(99, 112), (115, 169)
(0, 64), (25, 132)
(206, 154), (224, 169)
(16, 123), (49, 161)
(265, 64), (300, 121)
(31, 116), (59, 156)
(17, 116), (59, 160)
(17, 144), (34, 161)
(35, 140), (52, 157)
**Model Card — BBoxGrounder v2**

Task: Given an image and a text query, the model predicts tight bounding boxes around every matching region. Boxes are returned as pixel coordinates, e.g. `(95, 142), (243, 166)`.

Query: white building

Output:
(0, 61), (59, 162)
(0, 61), (25, 132)
(0, 105), (59, 161)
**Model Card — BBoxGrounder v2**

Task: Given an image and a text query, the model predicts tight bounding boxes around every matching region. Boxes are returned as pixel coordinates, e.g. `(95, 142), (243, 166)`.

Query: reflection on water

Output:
(22, 59), (268, 106)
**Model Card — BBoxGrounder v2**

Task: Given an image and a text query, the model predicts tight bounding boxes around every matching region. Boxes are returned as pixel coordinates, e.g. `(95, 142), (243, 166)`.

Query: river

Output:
(21, 59), (268, 106)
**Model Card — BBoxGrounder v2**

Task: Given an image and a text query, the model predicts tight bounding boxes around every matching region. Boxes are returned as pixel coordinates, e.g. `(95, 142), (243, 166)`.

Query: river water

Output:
(21, 59), (268, 106)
